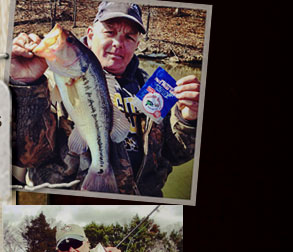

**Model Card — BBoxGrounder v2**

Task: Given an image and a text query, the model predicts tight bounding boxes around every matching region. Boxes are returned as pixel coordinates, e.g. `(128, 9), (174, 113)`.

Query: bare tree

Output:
(145, 6), (151, 41)
(73, 0), (77, 27)
(3, 221), (27, 252)
(50, 0), (58, 28)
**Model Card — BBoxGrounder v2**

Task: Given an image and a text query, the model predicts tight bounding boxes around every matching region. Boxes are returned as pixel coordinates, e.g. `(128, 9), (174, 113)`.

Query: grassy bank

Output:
(162, 159), (194, 199)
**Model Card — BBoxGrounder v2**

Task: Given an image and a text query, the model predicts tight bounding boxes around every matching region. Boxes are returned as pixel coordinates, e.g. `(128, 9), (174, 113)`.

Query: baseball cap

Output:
(94, 1), (146, 34)
(56, 224), (86, 247)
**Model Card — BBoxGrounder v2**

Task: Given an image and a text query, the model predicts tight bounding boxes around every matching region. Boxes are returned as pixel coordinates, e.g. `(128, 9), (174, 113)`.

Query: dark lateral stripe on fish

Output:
(82, 68), (112, 170)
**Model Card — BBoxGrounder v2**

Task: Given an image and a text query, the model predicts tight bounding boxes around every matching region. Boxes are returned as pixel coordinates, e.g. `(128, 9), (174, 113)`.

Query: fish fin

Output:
(105, 73), (118, 103)
(68, 127), (88, 154)
(54, 74), (80, 107)
(50, 82), (62, 105)
(105, 73), (130, 143)
(96, 243), (107, 252)
(81, 166), (119, 193)
(46, 71), (62, 105)
(66, 78), (80, 107)
(110, 105), (130, 143)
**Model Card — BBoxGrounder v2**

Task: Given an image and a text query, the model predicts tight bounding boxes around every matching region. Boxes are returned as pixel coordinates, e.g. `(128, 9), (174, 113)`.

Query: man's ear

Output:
(136, 33), (142, 49)
(87, 26), (94, 49)
(85, 238), (90, 248)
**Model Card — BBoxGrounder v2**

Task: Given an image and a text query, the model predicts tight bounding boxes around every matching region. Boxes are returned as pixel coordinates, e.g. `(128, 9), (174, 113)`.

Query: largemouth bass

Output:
(33, 24), (129, 193)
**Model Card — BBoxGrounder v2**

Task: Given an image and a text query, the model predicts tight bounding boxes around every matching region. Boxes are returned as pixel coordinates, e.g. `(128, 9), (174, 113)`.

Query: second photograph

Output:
(2, 204), (183, 252)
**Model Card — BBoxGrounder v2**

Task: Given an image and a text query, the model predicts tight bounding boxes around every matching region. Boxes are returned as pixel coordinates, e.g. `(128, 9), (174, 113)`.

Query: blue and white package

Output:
(133, 67), (178, 124)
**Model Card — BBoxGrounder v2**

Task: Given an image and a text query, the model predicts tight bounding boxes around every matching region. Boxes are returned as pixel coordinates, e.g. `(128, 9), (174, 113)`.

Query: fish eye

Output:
(66, 36), (74, 43)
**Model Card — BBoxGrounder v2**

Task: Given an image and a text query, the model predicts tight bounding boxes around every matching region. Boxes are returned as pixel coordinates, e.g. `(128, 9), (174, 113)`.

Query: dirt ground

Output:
(13, 0), (207, 65)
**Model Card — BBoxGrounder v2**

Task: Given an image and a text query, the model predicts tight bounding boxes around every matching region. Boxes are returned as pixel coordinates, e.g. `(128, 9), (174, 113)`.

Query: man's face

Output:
(87, 18), (140, 75)
(57, 240), (90, 252)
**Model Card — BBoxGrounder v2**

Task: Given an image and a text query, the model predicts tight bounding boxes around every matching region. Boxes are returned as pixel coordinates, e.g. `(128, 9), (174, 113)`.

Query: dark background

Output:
(44, 0), (281, 250)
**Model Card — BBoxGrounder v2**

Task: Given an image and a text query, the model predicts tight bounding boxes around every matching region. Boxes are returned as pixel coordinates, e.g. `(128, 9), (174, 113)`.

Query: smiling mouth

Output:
(108, 52), (123, 59)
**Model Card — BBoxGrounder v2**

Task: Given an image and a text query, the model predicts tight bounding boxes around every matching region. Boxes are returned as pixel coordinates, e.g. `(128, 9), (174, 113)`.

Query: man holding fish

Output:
(10, 1), (200, 196)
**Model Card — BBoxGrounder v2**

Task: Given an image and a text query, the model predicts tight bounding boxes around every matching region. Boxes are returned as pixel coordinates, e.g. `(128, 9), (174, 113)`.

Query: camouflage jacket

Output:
(10, 56), (197, 197)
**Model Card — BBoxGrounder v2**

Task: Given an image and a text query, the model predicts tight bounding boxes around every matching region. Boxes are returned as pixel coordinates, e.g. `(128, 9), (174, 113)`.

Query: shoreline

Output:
(13, 1), (206, 67)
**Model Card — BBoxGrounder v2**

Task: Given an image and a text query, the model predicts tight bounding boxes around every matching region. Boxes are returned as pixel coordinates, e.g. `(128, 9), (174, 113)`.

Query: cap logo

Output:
(131, 3), (139, 12)
(61, 225), (73, 232)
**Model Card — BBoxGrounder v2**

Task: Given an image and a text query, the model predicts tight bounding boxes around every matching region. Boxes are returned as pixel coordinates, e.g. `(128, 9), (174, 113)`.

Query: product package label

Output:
(133, 67), (178, 123)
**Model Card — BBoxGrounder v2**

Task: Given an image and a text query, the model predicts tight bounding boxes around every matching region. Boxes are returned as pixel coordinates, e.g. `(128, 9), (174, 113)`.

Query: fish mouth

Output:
(33, 23), (80, 69)
(33, 23), (64, 60)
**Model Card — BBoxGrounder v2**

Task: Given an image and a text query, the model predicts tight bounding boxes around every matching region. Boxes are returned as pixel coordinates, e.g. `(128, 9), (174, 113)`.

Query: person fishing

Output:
(55, 224), (120, 252)
(10, 1), (200, 196)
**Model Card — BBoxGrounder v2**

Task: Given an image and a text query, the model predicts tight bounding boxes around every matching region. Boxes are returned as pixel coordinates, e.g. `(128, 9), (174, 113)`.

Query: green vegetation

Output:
(162, 159), (194, 199)
(17, 212), (183, 252)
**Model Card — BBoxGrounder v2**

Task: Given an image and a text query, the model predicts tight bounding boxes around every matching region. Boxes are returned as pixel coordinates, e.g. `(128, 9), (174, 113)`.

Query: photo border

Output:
(1, 0), (16, 204)
(3, 0), (212, 206)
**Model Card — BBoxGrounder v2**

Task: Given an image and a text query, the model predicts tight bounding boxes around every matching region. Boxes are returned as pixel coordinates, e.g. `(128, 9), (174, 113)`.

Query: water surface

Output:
(139, 58), (202, 81)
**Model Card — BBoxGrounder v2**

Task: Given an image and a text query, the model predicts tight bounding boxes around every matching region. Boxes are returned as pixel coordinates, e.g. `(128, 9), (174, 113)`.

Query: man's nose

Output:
(112, 35), (123, 48)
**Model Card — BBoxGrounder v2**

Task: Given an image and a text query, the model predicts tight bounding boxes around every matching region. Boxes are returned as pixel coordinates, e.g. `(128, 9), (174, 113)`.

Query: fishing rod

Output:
(116, 205), (160, 248)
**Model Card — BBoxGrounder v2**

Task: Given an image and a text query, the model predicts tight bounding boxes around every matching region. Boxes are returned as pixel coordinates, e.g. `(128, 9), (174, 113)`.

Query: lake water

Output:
(138, 58), (202, 82)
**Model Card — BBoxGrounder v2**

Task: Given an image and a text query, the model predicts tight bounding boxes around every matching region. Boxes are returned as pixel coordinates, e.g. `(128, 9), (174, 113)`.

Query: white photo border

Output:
(3, 0), (212, 206)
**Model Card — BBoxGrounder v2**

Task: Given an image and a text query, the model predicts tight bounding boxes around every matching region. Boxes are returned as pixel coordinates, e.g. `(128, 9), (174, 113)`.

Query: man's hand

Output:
(174, 75), (200, 121)
(10, 33), (48, 83)
(105, 247), (121, 252)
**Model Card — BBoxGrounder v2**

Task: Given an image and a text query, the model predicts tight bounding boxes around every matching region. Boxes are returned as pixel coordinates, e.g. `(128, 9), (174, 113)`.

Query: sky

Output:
(2, 205), (183, 232)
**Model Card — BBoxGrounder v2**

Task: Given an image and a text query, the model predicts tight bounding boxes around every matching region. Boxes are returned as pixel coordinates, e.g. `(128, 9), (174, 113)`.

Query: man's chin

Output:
(104, 65), (125, 75)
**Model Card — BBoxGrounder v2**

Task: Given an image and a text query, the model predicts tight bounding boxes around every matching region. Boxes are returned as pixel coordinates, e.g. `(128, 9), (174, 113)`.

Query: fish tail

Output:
(81, 166), (119, 193)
